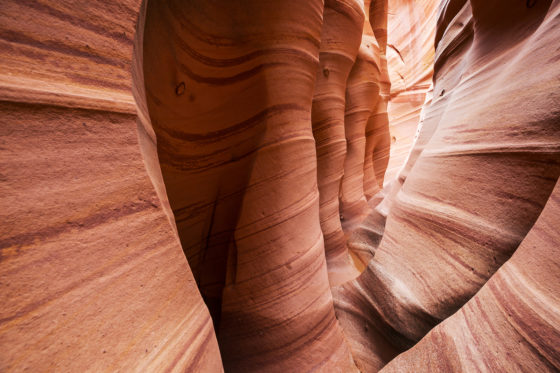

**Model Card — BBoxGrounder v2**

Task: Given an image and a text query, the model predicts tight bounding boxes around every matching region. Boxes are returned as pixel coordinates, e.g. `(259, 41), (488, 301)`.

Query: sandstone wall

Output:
(312, 0), (364, 286)
(0, 0), (222, 371)
(1, 0), (559, 372)
(335, 0), (560, 370)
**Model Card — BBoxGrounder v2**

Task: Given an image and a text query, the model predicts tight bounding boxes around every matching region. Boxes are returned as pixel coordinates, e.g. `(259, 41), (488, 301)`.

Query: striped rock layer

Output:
(363, 0), (392, 201)
(142, 0), (356, 371)
(339, 0), (392, 270)
(339, 0), (392, 238)
(2, 0), (560, 372)
(382, 179), (560, 371)
(339, 37), (380, 234)
(0, 0), (222, 371)
(334, 0), (560, 370)
(311, 0), (364, 287)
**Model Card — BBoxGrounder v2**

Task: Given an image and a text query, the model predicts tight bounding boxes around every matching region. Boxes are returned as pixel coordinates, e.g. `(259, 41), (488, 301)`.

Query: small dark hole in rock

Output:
(323, 68), (330, 78)
(175, 82), (186, 96)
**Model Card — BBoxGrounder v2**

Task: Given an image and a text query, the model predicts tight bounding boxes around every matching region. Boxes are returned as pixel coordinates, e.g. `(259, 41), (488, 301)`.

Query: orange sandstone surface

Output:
(1, 0), (559, 372)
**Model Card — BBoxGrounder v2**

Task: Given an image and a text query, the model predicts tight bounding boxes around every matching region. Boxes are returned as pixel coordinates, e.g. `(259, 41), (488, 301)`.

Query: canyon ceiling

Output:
(1, 0), (559, 372)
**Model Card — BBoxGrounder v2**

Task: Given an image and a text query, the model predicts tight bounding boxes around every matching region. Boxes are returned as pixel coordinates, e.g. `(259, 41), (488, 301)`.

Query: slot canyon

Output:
(1, 0), (559, 371)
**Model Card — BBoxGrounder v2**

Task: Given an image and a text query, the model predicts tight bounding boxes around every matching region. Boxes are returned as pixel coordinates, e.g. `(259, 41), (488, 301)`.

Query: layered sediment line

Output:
(383, 179), (560, 372)
(339, 37), (380, 234)
(1, 0), (559, 371)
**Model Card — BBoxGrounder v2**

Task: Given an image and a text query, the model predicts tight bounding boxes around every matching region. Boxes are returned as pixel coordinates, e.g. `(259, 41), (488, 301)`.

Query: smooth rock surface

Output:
(335, 0), (560, 370)
(312, 0), (364, 286)
(384, 0), (439, 182)
(382, 178), (560, 372)
(339, 37), (379, 234)
(1, 0), (559, 372)
(142, 0), (357, 371)
(0, 0), (222, 371)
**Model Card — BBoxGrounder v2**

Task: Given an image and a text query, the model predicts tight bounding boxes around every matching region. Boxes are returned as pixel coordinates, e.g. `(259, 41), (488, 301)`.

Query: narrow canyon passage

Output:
(1, 0), (559, 372)
(141, 0), (357, 371)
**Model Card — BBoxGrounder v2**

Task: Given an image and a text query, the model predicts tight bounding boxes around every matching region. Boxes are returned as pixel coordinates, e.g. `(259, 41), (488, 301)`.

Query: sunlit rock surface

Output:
(383, 178), (560, 372)
(384, 0), (439, 182)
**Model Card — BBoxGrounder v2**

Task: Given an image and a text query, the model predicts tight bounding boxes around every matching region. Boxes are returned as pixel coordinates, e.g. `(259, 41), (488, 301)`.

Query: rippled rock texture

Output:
(1, 0), (560, 372)
(142, 0), (357, 371)
(335, 0), (560, 371)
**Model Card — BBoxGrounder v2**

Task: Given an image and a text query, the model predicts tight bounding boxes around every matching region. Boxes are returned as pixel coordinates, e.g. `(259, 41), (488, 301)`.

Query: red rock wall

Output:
(2, 0), (560, 372)
(383, 178), (560, 372)
(366, 0), (392, 196)
(0, 0), (222, 371)
(142, 1), (357, 371)
(334, 0), (560, 370)
(312, 0), (364, 286)
(339, 38), (379, 232)
(339, 0), (392, 236)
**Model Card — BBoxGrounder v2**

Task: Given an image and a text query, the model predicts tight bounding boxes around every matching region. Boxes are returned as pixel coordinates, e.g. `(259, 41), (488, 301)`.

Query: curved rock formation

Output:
(335, 0), (392, 268)
(1, 0), (559, 371)
(341, 0), (392, 268)
(142, 0), (356, 371)
(383, 178), (560, 372)
(362, 87), (391, 200)
(0, 0), (222, 371)
(362, 0), (392, 200)
(311, 0), (364, 286)
(335, 0), (560, 370)
(339, 36), (379, 233)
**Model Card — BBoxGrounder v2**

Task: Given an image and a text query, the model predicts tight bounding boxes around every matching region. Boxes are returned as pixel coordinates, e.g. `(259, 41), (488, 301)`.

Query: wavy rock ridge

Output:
(312, 0), (364, 287)
(336, 0), (560, 370)
(1, 0), (559, 372)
